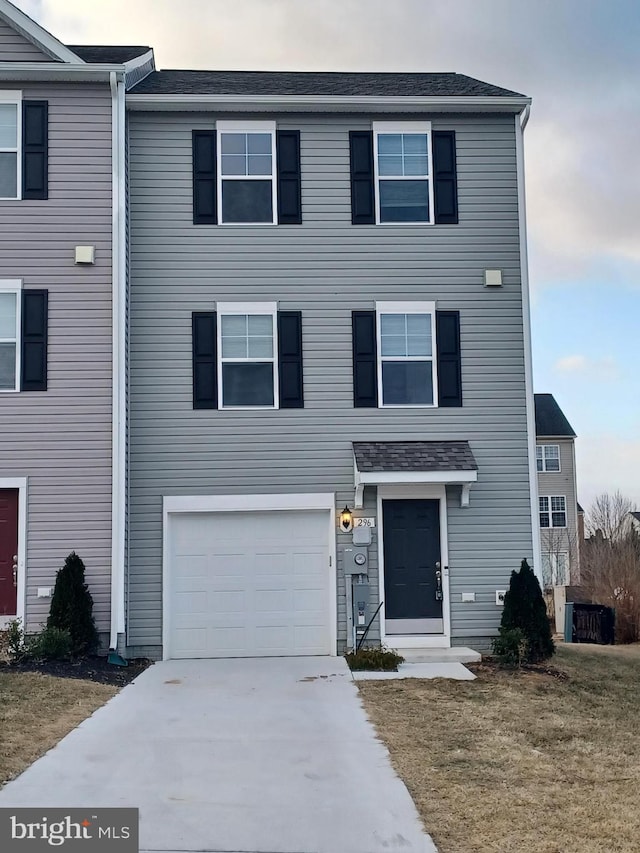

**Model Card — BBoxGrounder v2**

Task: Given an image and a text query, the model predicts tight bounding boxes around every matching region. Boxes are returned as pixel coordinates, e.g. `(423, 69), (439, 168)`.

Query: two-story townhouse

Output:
(534, 393), (580, 587)
(123, 69), (540, 660)
(0, 0), (153, 650)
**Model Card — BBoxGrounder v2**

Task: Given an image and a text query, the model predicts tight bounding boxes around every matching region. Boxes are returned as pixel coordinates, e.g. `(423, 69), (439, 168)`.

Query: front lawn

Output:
(358, 644), (640, 853)
(0, 671), (117, 785)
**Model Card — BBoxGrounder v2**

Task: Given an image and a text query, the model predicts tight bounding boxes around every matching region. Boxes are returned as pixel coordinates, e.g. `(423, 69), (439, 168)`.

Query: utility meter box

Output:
(343, 546), (369, 575)
(352, 579), (371, 627)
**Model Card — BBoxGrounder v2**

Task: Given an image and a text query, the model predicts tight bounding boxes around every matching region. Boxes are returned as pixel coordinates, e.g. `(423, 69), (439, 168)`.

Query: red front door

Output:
(0, 489), (19, 616)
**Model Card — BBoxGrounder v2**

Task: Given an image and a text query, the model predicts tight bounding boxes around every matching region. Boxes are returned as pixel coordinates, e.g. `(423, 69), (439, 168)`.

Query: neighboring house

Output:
(625, 512), (640, 536)
(534, 393), (580, 587)
(1, 0), (543, 660)
(0, 0), (153, 649)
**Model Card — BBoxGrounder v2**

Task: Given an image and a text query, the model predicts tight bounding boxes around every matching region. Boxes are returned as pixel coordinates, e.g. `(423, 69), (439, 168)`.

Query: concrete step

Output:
(398, 646), (482, 664)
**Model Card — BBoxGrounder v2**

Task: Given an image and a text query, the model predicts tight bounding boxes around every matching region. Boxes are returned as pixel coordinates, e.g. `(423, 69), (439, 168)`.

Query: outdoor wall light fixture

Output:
(339, 505), (353, 532)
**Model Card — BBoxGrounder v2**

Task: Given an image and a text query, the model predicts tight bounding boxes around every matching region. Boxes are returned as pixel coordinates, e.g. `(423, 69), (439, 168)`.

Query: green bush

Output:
(345, 647), (405, 671)
(5, 618), (26, 662)
(491, 627), (529, 667)
(47, 552), (98, 656)
(27, 627), (72, 661)
(499, 558), (555, 664)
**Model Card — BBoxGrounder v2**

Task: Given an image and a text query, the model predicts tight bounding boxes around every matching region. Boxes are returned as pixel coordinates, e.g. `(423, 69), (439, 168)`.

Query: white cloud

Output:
(554, 355), (619, 380)
(577, 433), (640, 510)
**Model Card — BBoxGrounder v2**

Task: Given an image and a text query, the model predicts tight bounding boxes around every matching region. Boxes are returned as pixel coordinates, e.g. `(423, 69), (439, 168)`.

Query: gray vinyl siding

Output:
(127, 110), (532, 653)
(0, 83), (112, 634)
(538, 439), (579, 579)
(0, 19), (52, 62)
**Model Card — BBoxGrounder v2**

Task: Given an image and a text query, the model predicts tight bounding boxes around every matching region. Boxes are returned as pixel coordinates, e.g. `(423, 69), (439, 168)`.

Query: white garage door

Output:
(167, 509), (332, 659)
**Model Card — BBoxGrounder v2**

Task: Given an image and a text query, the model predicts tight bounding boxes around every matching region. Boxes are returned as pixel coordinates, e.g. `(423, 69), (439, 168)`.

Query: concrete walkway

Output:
(0, 657), (437, 853)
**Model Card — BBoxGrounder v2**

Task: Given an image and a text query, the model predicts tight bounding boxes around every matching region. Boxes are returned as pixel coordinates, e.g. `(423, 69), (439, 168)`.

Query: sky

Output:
(15, 0), (640, 511)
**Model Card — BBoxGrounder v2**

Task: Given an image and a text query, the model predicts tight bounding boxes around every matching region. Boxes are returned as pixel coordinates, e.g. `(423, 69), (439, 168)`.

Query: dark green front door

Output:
(382, 499), (443, 635)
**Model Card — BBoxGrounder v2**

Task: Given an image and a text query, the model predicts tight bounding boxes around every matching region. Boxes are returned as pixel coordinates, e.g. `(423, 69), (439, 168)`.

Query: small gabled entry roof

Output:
(352, 440), (478, 508)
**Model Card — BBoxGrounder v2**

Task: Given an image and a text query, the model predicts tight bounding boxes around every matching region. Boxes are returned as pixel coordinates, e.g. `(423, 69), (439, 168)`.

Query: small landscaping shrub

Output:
(27, 627), (72, 661)
(5, 618), (26, 662)
(499, 558), (555, 664)
(345, 647), (405, 671)
(491, 627), (529, 667)
(48, 552), (98, 656)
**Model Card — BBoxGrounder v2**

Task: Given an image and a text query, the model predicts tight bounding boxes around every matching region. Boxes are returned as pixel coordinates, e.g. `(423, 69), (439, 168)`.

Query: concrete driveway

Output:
(0, 657), (436, 853)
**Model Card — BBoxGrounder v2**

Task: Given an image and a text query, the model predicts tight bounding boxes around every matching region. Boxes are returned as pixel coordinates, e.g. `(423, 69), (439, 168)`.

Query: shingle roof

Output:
(353, 441), (478, 473)
(129, 70), (526, 98)
(67, 45), (151, 64)
(630, 512), (640, 522)
(534, 394), (577, 438)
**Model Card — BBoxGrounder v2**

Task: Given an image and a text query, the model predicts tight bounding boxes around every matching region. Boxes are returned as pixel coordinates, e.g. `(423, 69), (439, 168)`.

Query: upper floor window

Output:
(218, 302), (278, 408)
(373, 122), (434, 224)
(217, 121), (277, 224)
(376, 301), (437, 406)
(0, 281), (21, 391)
(0, 93), (21, 200)
(537, 444), (560, 472)
(540, 496), (566, 528)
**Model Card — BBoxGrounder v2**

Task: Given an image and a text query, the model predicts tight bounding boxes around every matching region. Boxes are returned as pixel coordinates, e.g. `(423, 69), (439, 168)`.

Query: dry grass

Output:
(358, 644), (640, 853)
(0, 671), (117, 785)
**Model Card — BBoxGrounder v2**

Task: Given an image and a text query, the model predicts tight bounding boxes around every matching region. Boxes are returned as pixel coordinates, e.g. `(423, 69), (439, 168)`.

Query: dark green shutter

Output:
(192, 131), (217, 224)
(433, 131), (458, 224)
(192, 312), (217, 409)
(436, 311), (462, 407)
(276, 130), (302, 224)
(349, 131), (375, 224)
(278, 311), (303, 408)
(21, 290), (48, 391)
(352, 311), (377, 407)
(22, 101), (48, 200)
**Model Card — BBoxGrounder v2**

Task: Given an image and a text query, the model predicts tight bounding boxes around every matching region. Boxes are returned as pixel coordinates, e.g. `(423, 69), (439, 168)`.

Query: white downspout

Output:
(110, 71), (127, 651)
(515, 105), (542, 583)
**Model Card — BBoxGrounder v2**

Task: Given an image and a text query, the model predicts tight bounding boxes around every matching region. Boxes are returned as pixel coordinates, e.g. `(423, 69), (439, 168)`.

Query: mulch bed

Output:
(467, 656), (569, 681)
(0, 656), (151, 687)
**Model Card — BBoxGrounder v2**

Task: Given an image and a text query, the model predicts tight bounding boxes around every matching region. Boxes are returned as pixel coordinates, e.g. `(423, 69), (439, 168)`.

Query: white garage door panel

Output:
(168, 509), (331, 659)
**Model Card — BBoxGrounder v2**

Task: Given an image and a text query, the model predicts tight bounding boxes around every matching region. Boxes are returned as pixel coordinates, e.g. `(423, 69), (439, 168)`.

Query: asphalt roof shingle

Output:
(534, 393), (577, 438)
(68, 45), (151, 64)
(129, 70), (526, 98)
(353, 441), (478, 473)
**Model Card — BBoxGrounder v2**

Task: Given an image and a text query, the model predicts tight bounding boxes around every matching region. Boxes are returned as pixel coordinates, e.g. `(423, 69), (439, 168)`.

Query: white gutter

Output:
(515, 104), (542, 583)
(109, 70), (127, 652)
(127, 92), (531, 113)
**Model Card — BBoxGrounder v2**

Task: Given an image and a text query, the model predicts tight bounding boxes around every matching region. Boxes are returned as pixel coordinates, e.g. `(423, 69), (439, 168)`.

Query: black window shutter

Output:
(349, 131), (375, 224)
(277, 311), (303, 408)
(192, 131), (217, 224)
(436, 311), (462, 407)
(21, 290), (48, 391)
(276, 130), (302, 225)
(433, 131), (458, 225)
(192, 312), (217, 409)
(352, 311), (378, 407)
(22, 101), (48, 201)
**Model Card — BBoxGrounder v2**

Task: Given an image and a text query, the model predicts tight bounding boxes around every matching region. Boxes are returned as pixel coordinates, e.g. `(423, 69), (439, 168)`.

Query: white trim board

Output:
(376, 484), (451, 650)
(0, 477), (27, 629)
(161, 493), (337, 661)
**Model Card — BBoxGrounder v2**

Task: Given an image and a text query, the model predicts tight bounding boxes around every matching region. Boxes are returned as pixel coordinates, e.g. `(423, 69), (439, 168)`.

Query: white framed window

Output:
(537, 444), (561, 472)
(0, 280), (22, 392)
(217, 121), (277, 225)
(373, 121), (434, 225)
(217, 302), (278, 409)
(539, 495), (567, 529)
(376, 301), (437, 407)
(0, 92), (22, 200)
(542, 552), (568, 587)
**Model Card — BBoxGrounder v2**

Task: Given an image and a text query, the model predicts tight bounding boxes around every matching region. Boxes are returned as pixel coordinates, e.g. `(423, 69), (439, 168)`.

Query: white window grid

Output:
(375, 300), (438, 408)
(0, 92), (22, 201)
(216, 301), (278, 409)
(537, 444), (561, 472)
(0, 280), (22, 392)
(216, 121), (277, 225)
(372, 121), (434, 225)
(539, 495), (567, 528)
